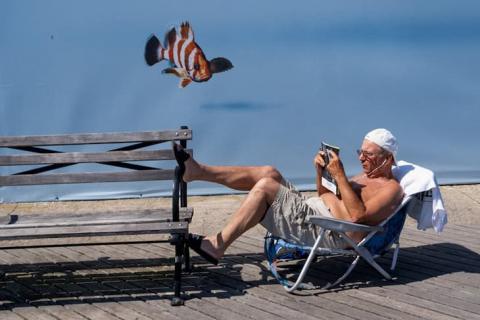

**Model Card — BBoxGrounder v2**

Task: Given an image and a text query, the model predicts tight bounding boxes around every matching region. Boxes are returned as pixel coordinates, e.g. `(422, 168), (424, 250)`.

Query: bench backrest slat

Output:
(0, 169), (175, 186)
(0, 149), (191, 166)
(0, 129), (191, 147)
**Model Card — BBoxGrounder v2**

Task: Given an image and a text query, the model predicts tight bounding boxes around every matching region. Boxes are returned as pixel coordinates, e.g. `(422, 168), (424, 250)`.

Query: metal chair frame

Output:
(266, 194), (420, 292)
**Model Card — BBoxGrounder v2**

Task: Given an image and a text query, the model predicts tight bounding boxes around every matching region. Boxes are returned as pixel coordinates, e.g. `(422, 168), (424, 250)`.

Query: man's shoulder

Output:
(387, 177), (402, 190)
(380, 178), (404, 206)
(366, 177), (402, 197)
(379, 177), (402, 193)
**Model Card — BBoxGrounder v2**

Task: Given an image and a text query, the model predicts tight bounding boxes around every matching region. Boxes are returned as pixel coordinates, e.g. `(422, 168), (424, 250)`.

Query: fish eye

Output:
(194, 63), (200, 70)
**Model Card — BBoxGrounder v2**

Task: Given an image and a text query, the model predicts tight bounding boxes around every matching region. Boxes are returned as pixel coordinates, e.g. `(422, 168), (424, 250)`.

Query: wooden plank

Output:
(0, 311), (25, 320)
(0, 221), (188, 240)
(400, 237), (480, 270)
(11, 307), (59, 320)
(117, 300), (183, 320)
(3, 207), (191, 221)
(38, 305), (94, 320)
(0, 149), (191, 166)
(0, 129), (192, 147)
(63, 303), (126, 320)
(92, 301), (156, 320)
(0, 169), (175, 186)
(402, 228), (480, 250)
(0, 208), (193, 229)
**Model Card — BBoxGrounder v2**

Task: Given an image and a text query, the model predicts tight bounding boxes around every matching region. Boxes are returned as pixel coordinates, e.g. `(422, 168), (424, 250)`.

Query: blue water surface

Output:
(1, 0), (479, 200)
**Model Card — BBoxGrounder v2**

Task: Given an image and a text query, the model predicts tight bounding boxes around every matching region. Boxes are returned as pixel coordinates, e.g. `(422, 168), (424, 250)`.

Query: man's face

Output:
(358, 140), (387, 174)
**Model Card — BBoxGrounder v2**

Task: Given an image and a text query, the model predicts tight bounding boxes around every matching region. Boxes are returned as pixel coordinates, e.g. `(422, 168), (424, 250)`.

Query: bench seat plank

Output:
(0, 207), (193, 229)
(0, 221), (188, 240)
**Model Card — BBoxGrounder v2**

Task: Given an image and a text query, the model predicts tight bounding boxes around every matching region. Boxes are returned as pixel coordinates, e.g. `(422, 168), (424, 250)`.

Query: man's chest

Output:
(351, 177), (388, 201)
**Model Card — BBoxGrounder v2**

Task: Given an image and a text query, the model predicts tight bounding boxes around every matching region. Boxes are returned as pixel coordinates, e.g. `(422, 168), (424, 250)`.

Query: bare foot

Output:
(182, 157), (201, 183)
(172, 142), (201, 183)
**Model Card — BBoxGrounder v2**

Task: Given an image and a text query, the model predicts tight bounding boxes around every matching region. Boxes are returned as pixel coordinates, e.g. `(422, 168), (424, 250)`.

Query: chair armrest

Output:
(307, 216), (383, 233)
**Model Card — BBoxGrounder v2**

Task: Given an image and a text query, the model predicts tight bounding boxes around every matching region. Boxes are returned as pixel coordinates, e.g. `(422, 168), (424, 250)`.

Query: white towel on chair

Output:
(392, 160), (448, 232)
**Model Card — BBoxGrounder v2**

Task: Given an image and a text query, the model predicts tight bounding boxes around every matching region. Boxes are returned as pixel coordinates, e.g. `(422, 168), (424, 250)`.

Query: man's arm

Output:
(320, 151), (366, 222)
(360, 182), (403, 225)
(313, 150), (363, 219)
(322, 151), (403, 224)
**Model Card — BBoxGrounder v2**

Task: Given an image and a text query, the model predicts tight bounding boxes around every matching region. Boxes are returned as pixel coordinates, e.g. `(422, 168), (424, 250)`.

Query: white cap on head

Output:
(364, 128), (398, 158)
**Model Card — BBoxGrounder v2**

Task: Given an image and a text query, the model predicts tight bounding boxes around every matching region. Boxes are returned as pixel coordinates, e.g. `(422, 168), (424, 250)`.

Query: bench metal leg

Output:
(184, 242), (192, 272)
(171, 235), (185, 306)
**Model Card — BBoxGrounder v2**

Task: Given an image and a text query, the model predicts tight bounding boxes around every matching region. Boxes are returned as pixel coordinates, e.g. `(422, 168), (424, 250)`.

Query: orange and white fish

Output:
(145, 22), (233, 88)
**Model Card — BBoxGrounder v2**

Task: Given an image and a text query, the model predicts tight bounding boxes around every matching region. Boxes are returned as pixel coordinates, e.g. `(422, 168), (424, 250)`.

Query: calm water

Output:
(1, 0), (479, 201)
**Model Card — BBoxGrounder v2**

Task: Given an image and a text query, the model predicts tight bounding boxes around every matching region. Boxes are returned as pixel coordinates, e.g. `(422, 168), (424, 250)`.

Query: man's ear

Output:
(209, 58), (233, 74)
(387, 154), (395, 166)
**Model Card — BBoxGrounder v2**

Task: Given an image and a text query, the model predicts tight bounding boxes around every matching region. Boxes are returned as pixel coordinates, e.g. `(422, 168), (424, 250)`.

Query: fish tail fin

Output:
(145, 35), (163, 66)
(209, 57), (234, 74)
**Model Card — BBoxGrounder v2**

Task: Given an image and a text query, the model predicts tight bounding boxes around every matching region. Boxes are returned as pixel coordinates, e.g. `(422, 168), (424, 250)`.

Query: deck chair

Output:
(264, 193), (422, 292)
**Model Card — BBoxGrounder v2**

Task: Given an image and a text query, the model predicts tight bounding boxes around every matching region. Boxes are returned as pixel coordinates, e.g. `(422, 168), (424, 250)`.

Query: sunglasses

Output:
(356, 149), (384, 159)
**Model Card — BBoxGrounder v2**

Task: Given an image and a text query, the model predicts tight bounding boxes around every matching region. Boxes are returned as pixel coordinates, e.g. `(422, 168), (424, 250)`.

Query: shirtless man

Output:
(173, 128), (404, 265)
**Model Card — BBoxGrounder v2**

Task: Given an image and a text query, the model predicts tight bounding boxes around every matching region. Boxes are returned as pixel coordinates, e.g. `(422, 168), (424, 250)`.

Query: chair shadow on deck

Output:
(248, 241), (480, 295)
(0, 242), (478, 309)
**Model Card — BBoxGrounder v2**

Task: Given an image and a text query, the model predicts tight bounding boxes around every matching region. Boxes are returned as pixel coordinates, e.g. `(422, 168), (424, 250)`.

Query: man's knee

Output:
(261, 166), (283, 183)
(252, 177), (280, 203)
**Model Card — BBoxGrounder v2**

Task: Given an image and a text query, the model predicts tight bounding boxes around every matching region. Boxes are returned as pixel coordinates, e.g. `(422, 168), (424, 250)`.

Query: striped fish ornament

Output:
(145, 22), (233, 88)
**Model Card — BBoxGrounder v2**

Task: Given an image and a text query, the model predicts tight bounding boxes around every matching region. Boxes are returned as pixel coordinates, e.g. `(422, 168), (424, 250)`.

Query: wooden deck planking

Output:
(0, 311), (27, 320)
(147, 240), (421, 320)
(136, 244), (356, 320)
(1, 224), (479, 320)
(227, 236), (478, 320)
(12, 306), (62, 320)
(239, 233), (480, 310)
(92, 244), (296, 320)
(60, 246), (219, 320)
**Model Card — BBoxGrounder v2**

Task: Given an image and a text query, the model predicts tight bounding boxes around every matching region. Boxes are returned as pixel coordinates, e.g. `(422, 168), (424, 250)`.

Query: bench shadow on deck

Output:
(0, 241), (478, 310)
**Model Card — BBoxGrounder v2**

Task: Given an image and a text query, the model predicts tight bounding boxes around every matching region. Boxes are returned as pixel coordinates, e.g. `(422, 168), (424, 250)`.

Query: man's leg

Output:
(176, 144), (286, 261)
(200, 177), (281, 260)
(183, 155), (283, 191)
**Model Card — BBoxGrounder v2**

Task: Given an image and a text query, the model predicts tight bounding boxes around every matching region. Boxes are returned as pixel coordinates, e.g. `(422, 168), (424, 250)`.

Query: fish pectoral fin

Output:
(162, 68), (186, 78)
(209, 57), (234, 74)
(179, 78), (193, 88)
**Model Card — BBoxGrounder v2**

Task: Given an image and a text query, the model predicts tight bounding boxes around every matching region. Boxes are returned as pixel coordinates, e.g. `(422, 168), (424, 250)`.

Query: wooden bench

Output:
(0, 127), (192, 306)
